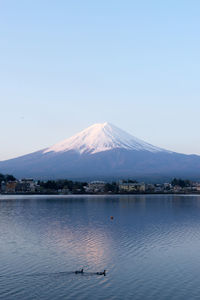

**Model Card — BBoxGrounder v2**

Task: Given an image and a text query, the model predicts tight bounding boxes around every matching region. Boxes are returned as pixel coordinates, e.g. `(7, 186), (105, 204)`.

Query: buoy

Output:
(110, 216), (114, 220)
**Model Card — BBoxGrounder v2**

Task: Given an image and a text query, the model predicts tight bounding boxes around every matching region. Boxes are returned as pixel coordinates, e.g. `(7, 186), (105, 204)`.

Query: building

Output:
(16, 179), (36, 193)
(119, 182), (145, 193)
(85, 181), (106, 193)
(0, 181), (6, 193)
(6, 181), (18, 193)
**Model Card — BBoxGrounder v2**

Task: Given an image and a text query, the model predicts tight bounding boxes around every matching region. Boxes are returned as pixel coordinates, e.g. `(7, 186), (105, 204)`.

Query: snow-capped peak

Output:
(44, 122), (168, 155)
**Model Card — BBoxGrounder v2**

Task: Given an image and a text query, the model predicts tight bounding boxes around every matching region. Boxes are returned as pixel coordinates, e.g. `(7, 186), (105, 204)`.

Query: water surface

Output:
(0, 194), (200, 299)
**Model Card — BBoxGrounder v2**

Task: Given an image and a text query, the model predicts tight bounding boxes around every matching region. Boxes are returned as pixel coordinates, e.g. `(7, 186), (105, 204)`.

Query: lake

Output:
(0, 194), (200, 299)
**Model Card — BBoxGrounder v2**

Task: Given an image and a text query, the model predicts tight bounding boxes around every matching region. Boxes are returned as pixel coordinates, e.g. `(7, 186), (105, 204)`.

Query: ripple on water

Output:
(1, 195), (200, 299)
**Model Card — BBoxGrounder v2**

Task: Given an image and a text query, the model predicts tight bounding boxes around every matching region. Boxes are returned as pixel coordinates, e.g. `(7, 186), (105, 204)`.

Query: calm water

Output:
(1, 195), (200, 299)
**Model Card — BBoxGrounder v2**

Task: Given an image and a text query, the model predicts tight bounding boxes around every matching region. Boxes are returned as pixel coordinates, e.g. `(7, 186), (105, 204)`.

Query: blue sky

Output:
(1, 0), (200, 160)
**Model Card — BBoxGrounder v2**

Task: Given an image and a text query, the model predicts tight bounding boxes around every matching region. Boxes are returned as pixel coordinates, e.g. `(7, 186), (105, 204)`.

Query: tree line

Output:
(38, 179), (87, 193)
(171, 178), (191, 188)
(0, 173), (16, 184)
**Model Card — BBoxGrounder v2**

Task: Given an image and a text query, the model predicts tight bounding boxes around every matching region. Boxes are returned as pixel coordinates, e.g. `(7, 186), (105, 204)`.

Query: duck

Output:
(96, 270), (106, 276)
(75, 268), (84, 274)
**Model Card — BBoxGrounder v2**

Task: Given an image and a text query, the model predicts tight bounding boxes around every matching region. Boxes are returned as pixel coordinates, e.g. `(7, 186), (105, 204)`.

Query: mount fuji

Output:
(44, 122), (169, 155)
(1, 122), (200, 181)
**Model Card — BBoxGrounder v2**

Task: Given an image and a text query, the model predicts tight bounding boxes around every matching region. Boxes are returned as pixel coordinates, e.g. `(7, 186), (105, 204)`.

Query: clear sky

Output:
(1, 0), (200, 160)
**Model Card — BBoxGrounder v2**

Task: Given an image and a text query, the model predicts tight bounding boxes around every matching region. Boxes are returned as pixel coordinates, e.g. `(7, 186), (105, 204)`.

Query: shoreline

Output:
(1, 192), (200, 196)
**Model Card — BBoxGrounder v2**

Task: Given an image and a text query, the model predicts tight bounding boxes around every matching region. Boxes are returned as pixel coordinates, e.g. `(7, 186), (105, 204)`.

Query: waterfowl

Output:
(96, 270), (106, 276)
(75, 268), (84, 274)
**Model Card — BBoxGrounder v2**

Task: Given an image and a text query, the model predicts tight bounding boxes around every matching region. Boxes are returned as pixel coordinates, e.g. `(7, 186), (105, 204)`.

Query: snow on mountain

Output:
(2, 122), (200, 180)
(44, 122), (169, 155)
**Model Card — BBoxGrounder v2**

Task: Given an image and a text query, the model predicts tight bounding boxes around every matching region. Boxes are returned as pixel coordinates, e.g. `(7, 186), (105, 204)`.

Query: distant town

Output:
(1, 173), (200, 195)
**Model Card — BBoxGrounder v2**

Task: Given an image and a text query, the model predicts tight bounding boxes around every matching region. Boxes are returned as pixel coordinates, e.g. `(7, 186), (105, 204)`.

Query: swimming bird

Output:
(75, 269), (84, 274)
(96, 270), (106, 276)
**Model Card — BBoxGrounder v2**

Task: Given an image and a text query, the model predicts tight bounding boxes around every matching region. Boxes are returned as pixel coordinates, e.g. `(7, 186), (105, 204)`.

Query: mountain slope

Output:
(0, 122), (200, 181)
(44, 122), (169, 154)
